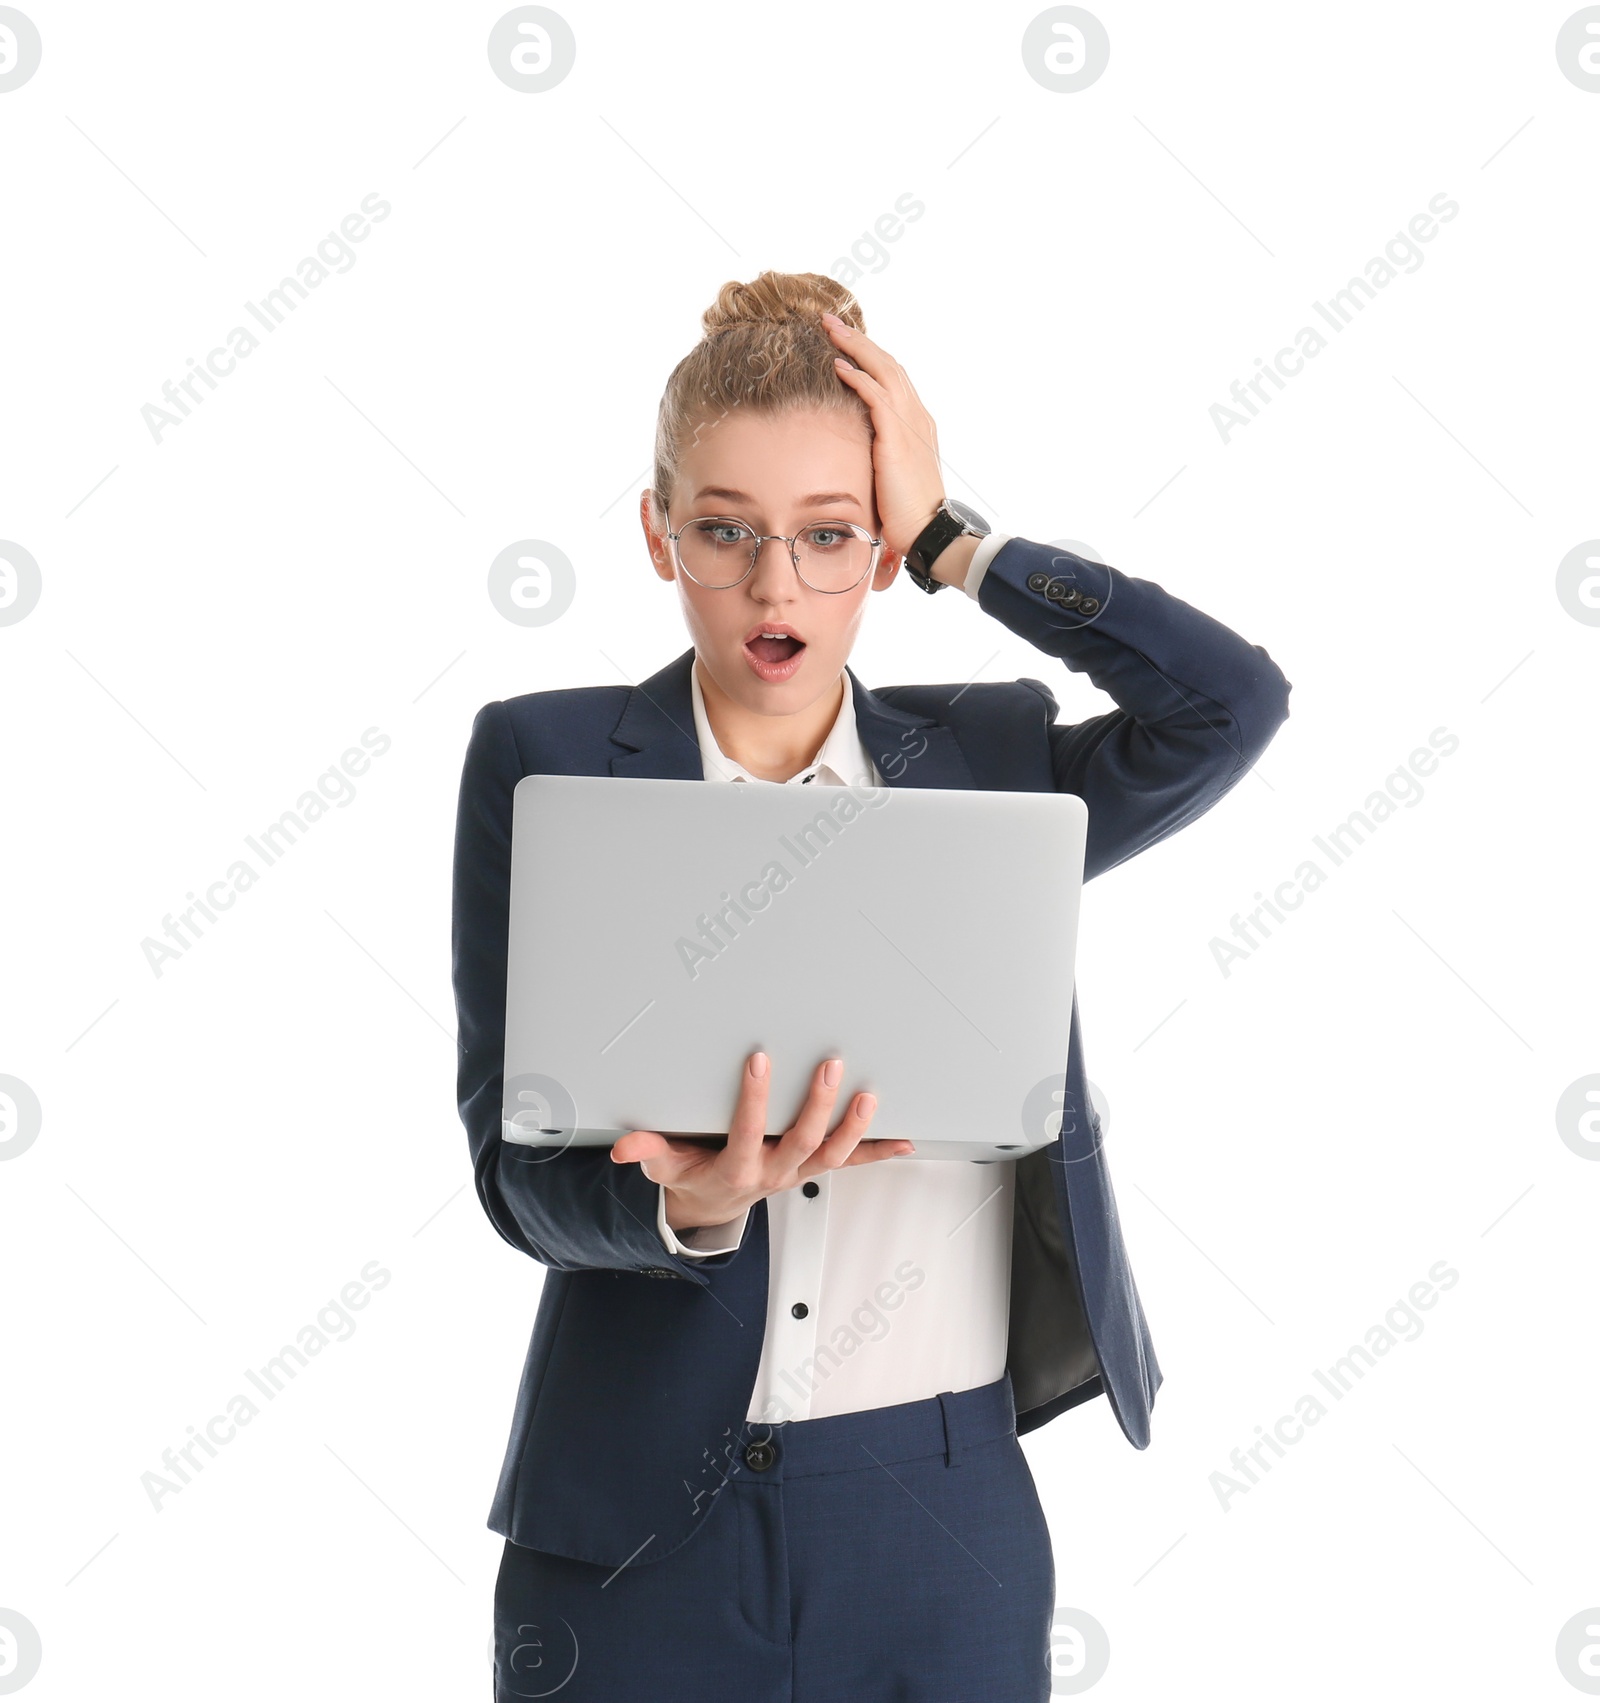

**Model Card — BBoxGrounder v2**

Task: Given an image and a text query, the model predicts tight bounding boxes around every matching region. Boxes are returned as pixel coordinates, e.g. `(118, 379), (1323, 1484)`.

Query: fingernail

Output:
(823, 1059), (842, 1087)
(751, 1051), (769, 1078)
(821, 311), (844, 328)
(898, 1143), (915, 1155)
(858, 1093), (877, 1117)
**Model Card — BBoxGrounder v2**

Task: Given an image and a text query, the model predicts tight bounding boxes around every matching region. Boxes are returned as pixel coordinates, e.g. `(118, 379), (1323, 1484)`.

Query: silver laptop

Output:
(501, 773), (1088, 1162)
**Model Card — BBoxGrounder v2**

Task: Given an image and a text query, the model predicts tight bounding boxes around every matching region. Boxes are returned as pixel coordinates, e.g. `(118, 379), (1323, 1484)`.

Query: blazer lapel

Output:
(845, 664), (977, 792)
(609, 646), (978, 792)
(608, 647), (704, 780)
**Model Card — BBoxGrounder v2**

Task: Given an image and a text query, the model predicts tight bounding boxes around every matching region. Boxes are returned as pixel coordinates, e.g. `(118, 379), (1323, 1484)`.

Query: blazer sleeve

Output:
(450, 698), (749, 1281)
(976, 539), (1292, 881)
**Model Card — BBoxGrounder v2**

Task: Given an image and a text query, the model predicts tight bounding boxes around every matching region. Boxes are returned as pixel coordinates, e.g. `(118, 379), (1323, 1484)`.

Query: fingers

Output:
(610, 1128), (670, 1166)
(820, 314), (939, 472)
(772, 1055), (847, 1173)
(825, 335), (893, 404)
(722, 1050), (772, 1180)
(838, 1137), (917, 1168)
(611, 1129), (708, 1171)
(820, 312), (904, 384)
(822, 322), (922, 430)
(829, 357), (889, 406)
(615, 1056), (908, 1207)
(796, 1086), (913, 1180)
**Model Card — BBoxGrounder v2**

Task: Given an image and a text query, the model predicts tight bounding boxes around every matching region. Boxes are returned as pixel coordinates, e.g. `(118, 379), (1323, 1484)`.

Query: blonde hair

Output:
(650, 270), (870, 524)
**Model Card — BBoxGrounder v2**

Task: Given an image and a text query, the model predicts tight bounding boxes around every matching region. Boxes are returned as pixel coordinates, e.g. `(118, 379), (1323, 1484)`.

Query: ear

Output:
(640, 490), (674, 583)
(872, 546), (904, 591)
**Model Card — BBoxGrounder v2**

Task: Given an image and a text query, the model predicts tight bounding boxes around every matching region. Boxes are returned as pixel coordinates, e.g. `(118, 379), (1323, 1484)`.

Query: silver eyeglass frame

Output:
(664, 508), (883, 594)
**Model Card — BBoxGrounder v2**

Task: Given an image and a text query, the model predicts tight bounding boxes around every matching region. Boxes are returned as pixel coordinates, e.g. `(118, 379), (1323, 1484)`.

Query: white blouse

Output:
(653, 532), (1021, 1424)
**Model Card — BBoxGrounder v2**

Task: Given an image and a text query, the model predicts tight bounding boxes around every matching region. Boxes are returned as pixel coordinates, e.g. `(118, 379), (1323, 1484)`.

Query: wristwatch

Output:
(902, 497), (990, 594)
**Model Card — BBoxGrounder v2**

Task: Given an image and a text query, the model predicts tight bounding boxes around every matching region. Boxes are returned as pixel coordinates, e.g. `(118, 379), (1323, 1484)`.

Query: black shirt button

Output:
(802, 1181), (820, 1198)
(745, 1440), (776, 1471)
(791, 1301), (809, 1319)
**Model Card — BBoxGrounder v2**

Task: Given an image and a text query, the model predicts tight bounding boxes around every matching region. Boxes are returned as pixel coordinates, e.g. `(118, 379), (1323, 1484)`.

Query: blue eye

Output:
(694, 521), (752, 548)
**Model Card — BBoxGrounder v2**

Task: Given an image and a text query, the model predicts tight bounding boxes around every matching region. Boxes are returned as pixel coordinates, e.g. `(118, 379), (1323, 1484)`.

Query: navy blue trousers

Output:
(492, 1371), (1056, 1701)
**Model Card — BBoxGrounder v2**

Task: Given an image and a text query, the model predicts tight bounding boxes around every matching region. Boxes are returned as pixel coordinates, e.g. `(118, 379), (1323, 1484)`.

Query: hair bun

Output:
(701, 270), (865, 336)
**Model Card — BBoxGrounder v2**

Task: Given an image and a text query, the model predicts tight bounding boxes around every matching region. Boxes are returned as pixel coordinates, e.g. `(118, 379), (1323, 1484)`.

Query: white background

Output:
(2, 2), (1596, 1697)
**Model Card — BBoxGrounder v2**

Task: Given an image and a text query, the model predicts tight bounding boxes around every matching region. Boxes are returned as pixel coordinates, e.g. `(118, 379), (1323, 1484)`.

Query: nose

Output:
(748, 533), (797, 592)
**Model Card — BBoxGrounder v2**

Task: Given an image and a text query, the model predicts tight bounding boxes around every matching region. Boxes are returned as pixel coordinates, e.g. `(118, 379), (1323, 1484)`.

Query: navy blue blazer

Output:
(451, 537), (1291, 1568)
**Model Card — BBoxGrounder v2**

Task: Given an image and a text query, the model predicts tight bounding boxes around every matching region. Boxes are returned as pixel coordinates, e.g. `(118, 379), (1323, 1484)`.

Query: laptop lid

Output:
(501, 773), (1087, 1161)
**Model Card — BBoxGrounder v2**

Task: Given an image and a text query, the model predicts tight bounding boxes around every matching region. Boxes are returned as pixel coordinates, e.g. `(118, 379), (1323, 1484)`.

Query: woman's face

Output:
(640, 406), (903, 720)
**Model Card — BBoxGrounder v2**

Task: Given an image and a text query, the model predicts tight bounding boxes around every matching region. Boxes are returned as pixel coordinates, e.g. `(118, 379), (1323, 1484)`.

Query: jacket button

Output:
(1054, 586), (1083, 608)
(1026, 572), (1050, 591)
(1044, 577), (1069, 600)
(745, 1440), (776, 1472)
(1078, 595), (1100, 614)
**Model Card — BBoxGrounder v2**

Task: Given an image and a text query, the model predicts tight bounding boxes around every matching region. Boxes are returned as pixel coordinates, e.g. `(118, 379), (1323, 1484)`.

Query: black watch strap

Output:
(903, 499), (989, 594)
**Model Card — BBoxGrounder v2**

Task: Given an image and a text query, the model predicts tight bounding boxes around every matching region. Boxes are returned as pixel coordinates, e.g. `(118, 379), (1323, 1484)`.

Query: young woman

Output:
(452, 271), (1292, 1701)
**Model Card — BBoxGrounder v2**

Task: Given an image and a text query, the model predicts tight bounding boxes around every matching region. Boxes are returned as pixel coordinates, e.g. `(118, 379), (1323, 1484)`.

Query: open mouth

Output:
(746, 633), (805, 664)
(742, 627), (808, 683)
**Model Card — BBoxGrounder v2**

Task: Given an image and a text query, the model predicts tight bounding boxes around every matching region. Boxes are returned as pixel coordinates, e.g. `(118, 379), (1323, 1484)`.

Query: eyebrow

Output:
(690, 486), (865, 511)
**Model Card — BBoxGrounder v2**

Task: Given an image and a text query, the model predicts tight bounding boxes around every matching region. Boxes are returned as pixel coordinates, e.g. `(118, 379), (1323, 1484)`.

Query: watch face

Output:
(945, 498), (990, 536)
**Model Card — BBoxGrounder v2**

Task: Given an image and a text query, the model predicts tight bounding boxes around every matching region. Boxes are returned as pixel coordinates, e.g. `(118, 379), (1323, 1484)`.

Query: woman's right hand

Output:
(609, 1051), (912, 1235)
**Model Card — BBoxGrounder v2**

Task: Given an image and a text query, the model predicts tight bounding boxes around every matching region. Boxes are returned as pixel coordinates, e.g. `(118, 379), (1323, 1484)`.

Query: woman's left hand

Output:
(821, 312), (946, 562)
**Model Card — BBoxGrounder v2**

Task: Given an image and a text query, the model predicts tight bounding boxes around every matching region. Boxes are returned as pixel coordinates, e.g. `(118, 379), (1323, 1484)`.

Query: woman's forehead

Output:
(676, 407), (874, 507)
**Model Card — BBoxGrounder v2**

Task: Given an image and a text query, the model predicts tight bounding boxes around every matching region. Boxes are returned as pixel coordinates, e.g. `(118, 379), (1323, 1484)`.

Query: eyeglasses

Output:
(665, 509), (882, 594)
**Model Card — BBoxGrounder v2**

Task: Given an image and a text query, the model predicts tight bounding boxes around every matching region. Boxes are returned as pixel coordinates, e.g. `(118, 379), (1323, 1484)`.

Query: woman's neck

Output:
(695, 657), (844, 783)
